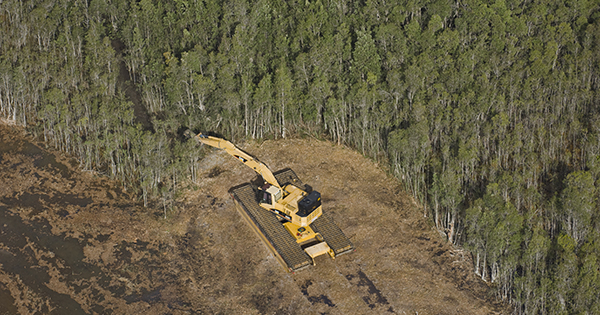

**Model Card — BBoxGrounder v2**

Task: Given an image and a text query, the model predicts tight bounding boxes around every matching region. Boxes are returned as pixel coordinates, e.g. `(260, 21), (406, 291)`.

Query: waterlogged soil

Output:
(0, 124), (508, 314)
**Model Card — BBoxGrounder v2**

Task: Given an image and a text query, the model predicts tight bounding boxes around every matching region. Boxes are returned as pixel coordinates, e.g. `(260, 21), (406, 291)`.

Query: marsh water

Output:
(0, 127), (175, 314)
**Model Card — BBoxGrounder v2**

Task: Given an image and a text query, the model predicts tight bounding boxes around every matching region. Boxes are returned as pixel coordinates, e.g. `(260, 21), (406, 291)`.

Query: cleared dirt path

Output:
(0, 124), (507, 314)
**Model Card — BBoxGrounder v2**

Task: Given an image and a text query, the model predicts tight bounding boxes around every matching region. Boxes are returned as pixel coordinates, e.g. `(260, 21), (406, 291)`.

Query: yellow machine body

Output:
(191, 132), (352, 269)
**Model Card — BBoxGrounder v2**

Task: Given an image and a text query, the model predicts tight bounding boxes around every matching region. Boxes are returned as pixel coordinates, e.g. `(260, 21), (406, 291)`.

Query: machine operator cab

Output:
(261, 184), (282, 205)
(258, 183), (323, 226)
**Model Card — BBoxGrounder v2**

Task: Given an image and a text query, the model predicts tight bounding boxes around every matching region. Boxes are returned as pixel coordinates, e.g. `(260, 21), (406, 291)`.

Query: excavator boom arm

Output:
(194, 133), (281, 188)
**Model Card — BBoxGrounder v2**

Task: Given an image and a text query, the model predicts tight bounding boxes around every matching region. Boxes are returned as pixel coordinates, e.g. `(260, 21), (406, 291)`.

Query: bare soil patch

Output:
(0, 124), (508, 314)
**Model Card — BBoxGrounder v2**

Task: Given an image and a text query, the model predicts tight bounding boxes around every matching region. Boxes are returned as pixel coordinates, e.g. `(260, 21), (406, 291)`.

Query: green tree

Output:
(352, 30), (381, 83)
(561, 171), (595, 244)
(275, 60), (293, 138)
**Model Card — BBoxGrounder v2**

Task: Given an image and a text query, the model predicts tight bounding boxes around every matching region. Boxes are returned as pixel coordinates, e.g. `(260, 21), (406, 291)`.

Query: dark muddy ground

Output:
(0, 123), (508, 314)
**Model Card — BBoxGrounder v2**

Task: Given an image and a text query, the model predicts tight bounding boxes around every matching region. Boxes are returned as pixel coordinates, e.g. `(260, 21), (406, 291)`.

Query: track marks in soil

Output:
(251, 292), (285, 314)
(293, 268), (395, 313)
(345, 270), (394, 313)
(299, 280), (336, 307)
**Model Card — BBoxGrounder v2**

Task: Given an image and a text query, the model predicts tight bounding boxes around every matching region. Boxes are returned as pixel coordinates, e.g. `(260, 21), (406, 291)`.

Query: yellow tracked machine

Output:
(189, 132), (354, 272)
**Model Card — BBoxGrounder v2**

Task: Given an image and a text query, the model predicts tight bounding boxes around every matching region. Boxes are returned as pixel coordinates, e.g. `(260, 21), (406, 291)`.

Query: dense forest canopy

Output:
(2, 0), (600, 313)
